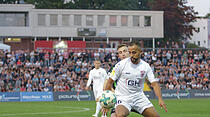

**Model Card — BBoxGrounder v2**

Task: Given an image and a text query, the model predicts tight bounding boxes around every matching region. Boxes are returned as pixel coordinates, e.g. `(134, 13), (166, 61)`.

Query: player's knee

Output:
(116, 112), (127, 117)
(111, 113), (117, 117)
(152, 113), (160, 117)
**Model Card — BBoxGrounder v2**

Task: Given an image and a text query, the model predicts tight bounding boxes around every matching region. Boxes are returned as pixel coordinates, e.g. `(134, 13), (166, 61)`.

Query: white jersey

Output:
(110, 58), (158, 96)
(87, 67), (107, 91)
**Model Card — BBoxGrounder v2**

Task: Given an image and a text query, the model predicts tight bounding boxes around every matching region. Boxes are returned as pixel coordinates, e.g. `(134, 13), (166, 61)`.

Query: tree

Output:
(66, 0), (144, 10)
(138, 0), (151, 10)
(204, 13), (210, 18)
(24, 0), (150, 10)
(24, 0), (65, 9)
(0, 0), (20, 4)
(149, 0), (198, 41)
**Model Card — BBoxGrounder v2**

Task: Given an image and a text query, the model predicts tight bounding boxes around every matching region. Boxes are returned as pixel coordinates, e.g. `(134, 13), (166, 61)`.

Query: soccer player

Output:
(103, 41), (167, 117)
(103, 44), (129, 117)
(86, 60), (108, 117)
(104, 44), (130, 91)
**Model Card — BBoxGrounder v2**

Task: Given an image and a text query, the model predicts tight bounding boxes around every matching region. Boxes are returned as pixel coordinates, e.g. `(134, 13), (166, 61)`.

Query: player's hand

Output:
(101, 107), (110, 115)
(159, 99), (167, 112)
(96, 96), (101, 102)
(85, 87), (89, 90)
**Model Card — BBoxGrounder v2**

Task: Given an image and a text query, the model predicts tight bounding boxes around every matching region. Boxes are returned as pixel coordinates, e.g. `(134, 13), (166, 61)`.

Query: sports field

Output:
(0, 98), (210, 117)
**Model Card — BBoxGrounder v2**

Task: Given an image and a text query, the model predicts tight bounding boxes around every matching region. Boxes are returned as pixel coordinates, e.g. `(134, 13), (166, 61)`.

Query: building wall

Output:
(0, 4), (163, 38)
(0, 4), (164, 50)
(189, 18), (209, 48)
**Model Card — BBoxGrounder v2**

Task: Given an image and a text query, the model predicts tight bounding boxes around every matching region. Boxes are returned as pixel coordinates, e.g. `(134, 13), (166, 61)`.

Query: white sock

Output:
(95, 102), (101, 116)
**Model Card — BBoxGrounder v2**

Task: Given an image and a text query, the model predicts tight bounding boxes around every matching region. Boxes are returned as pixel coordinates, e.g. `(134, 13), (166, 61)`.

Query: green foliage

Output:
(186, 43), (200, 48)
(204, 13), (210, 18)
(149, 0), (198, 41)
(24, 0), (65, 9)
(23, 0), (150, 10)
(0, 0), (17, 3)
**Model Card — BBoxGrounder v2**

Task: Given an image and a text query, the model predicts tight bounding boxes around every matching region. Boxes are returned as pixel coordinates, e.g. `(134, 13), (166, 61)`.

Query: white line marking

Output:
(0, 106), (90, 116)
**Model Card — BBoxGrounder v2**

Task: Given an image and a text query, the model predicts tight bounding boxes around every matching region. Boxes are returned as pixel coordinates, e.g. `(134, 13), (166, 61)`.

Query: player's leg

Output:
(115, 105), (129, 117)
(132, 93), (159, 117)
(130, 109), (140, 114)
(93, 90), (100, 117)
(111, 108), (117, 117)
(142, 107), (160, 117)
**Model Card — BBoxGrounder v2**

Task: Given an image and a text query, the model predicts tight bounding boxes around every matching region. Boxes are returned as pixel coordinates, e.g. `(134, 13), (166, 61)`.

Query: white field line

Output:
(0, 106), (90, 116)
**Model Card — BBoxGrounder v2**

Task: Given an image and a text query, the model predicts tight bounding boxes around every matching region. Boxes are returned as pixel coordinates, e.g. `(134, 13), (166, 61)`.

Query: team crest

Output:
(140, 71), (145, 77)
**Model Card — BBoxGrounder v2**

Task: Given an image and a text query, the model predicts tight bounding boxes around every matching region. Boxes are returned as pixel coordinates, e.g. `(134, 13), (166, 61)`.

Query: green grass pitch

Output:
(0, 98), (210, 117)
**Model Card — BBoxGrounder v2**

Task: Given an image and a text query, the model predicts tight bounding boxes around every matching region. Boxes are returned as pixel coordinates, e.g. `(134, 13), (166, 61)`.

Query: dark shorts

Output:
(110, 108), (140, 115)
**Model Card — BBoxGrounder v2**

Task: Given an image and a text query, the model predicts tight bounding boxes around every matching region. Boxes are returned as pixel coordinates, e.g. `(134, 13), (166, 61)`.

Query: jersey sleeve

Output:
(86, 70), (93, 87)
(146, 64), (159, 83)
(109, 62), (121, 81)
(102, 69), (108, 80)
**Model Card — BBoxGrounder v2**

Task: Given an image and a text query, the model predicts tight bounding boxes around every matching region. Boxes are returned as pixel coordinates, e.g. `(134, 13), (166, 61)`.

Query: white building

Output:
(184, 0), (210, 49)
(0, 4), (164, 51)
(188, 18), (210, 49)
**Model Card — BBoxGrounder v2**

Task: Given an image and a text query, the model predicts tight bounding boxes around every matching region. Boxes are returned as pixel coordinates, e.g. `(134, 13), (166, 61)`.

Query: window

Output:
(110, 15), (116, 26)
(122, 38), (129, 43)
(62, 14), (69, 26)
(38, 14), (46, 26)
(133, 16), (139, 26)
(144, 16), (151, 27)
(74, 15), (82, 26)
(50, 14), (58, 26)
(98, 15), (105, 26)
(94, 38), (106, 42)
(198, 41), (200, 46)
(0, 38), (3, 43)
(196, 27), (200, 32)
(0, 12), (28, 27)
(85, 38), (92, 42)
(86, 15), (93, 26)
(121, 15), (128, 26)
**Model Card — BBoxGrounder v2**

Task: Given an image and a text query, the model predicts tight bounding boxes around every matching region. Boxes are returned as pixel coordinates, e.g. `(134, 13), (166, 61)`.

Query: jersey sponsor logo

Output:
(126, 79), (142, 87)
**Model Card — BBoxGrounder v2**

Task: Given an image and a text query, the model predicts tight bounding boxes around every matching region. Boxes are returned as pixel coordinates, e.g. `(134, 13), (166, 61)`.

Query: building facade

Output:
(188, 18), (210, 49)
(0, 4), (164, 51)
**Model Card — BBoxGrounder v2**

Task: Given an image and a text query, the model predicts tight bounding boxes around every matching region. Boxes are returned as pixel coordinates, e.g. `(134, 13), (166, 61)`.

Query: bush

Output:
(186, 43), (200, 48)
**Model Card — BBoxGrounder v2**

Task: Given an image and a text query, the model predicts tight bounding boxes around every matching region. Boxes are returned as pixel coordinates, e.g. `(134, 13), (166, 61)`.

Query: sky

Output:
(186, 0), (210, 16)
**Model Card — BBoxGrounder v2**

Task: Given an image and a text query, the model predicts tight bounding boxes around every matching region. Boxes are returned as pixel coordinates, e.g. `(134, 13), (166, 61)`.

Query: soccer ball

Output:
(99, 90), (117, 109)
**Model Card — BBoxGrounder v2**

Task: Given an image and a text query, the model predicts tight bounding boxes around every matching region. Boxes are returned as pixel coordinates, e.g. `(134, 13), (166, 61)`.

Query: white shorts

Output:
(115, 93), (153, 114)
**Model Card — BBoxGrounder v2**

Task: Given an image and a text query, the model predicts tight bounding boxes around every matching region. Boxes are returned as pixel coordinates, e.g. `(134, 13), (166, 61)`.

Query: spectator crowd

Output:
(0, 48), (209, 92)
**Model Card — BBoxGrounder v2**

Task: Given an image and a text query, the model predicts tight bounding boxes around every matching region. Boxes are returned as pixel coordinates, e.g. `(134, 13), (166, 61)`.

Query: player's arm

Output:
(102, 70), (108, 90)
(104, 78), (114, 90)
(103, 73), (115, 91)
(103, 79), (108, 90)
(147, 64), (167, 112)
(151, 82), (167, 112)
(85, 71), (93, 90)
